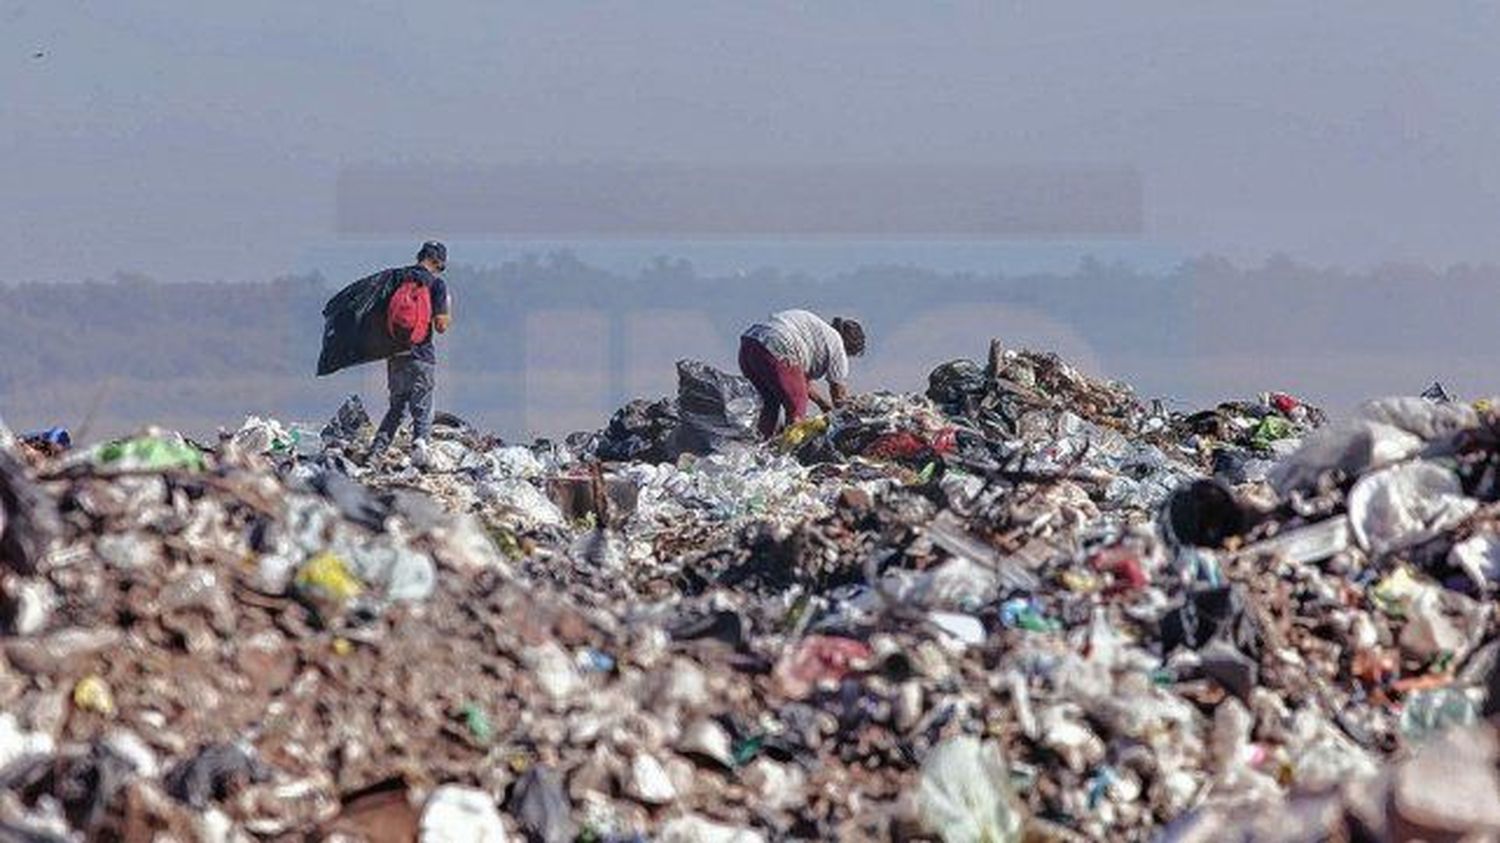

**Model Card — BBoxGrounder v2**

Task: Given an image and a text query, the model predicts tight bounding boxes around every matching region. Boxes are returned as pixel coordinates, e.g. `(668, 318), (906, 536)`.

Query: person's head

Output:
(831, 317), (866, 357)
(416, 240), (447, 274)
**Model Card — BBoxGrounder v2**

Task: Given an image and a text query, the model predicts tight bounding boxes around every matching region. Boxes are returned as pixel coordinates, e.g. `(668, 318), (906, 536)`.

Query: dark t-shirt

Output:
(398, 265), (449, 364)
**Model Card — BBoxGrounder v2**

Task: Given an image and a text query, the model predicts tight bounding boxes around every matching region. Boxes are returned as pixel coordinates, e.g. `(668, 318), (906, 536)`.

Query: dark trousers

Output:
(373, 354), (435, 448)
(738, 336), (809, 438)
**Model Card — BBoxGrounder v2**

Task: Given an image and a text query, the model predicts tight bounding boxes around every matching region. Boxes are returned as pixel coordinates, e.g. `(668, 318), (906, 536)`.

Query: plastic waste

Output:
(420, 785), (509, 843)
(229, 416), (293, 455)
(322, 394), (372, 447)
(668, 359), (762, 458)
(657, 815), (767, 843)
(5, 578), (57, 635)
(1450, 534), (1500, 590)
(775, 636), (873, 697)
(342, 544), (437, 603)
(1234, 517), (1351, 566)
(1161, 585), (1262, 658)
(0, 447), (60, 574)
(165, 743), (269, 809)
(476, 478), (566, 530)
(623, 752), (677, 805)
(1348, 461), (1478, 557)
(20, 427), (71, 455)
(999, 598), (1060, 632)
(317, 268), (406, 377)
(917, 736), (1024, 843)
(1163, 479), (1250, 548)
(92, 435), (206, 473)
(458, 703), (493, 744)
(508, 766), (576, 843)
(1400, 687), (1477, 742)
(679, 718), (735, 769)
(778, 416), (829, 449)
(295, 552), (364, 604)
(308, 469), (389, 531)
(72, 675), (115, 717)
(0, 712), (54, 770)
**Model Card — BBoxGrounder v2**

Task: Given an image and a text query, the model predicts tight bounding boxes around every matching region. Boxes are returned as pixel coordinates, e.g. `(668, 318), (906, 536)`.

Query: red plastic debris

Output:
(1090, 546), (1150, 592)
(930, 427), (958, 454)
(862, 432), (929, 461)
(1270, 392), (1300, 416)
(775, 635), (873, 697)
(862, 428), (957, 461)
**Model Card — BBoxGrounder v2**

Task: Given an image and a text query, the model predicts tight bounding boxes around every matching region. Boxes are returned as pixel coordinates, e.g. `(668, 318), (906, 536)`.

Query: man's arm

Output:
(434, 285), (452, 333)
(808, 384), (832, 412)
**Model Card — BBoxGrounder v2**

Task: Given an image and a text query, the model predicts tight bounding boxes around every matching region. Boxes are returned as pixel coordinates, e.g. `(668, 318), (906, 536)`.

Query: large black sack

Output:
(316, 269), (404, 376)
(667, 359), (762, 458)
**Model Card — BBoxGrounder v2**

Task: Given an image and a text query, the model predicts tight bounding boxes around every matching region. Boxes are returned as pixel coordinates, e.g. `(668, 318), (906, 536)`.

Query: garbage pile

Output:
(6, 342), (1500, 841)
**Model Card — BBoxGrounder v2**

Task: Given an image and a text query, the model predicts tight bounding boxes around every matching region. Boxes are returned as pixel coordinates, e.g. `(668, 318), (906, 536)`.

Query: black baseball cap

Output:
(417, 240), (447, 265)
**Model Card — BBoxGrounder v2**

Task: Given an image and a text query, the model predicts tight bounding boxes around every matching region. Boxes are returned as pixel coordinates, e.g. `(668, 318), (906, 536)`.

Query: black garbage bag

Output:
(0, 742), (138, 832)
(1160, 585), (1262, 656)
(596, 398), (679, 463)
(507, 766), (577, 843)
(668, 359), (761, 458)
(316, 270), (404, 376)
(165, 743), (270, 809)
(1160, 584), (1263, 700)
(321, 394), (372, 448)
(1163, 478), (1252, 548)
(926, 359), (987, 407)
(0, 447), (58, 574)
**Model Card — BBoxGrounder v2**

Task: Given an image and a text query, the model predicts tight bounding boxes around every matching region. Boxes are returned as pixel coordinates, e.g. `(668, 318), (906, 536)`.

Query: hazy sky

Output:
(6, 1), (1500, 282)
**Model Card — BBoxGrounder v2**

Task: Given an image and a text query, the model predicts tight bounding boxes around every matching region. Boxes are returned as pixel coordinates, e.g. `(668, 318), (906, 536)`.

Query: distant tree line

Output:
(4, 253), (1500, 393)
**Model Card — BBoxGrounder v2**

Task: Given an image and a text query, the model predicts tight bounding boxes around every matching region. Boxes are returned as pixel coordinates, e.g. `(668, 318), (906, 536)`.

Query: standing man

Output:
(369, 241), (451, 466)
(739, 309), (865, 438)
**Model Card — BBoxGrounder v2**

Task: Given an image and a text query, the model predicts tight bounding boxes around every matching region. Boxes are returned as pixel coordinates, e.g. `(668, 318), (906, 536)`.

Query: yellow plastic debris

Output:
(73, 675), (115, 717)
(779, 416), (829, 449)
(1059, 570), (1100, 593)
(295, 552), (363, 602)
(1372, 566), (1423, 616)
(332, 638), (353, 657)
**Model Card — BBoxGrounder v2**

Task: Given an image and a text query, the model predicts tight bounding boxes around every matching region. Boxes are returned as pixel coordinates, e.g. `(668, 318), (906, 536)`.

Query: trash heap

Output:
(5, 341), (1500, 841)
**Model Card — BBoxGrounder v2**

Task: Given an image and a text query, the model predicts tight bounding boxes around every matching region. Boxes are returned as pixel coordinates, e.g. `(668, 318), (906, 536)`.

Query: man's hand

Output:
(435, 313), (452, 334)
(829, 382), (850, 408)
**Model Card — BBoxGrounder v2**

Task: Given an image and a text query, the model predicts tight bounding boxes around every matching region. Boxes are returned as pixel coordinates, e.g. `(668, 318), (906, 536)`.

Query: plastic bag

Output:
(92, 436), (206, 473)
(668, 359), (762, 458)
(1348, 461), (1478, 557)
(316, 269), (405, 376)
(597, 398), (679, 463)
(917, 736), (1024, 843)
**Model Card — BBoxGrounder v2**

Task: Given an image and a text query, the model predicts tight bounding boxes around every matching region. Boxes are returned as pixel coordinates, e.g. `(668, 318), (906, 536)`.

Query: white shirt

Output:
(743, 309), (850, 384)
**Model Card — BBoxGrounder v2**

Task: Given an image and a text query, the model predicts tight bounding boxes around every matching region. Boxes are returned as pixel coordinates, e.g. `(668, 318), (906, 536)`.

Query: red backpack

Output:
(386, 271), (433, 347)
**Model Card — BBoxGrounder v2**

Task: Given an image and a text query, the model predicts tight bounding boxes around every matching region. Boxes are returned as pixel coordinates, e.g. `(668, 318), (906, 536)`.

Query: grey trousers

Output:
(373, 354), (435, 449)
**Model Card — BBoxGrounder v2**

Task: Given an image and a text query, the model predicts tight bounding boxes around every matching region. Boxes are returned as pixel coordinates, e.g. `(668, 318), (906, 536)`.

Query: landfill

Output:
(4, 340), (1500, 841)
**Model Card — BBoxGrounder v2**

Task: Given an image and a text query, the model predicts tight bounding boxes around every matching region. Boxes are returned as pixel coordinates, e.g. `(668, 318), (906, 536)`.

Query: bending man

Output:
(738, 309), (865, 438)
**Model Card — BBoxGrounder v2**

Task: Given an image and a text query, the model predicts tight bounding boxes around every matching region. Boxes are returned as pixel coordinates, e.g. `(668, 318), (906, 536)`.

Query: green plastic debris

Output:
(94, 436), (206, 473)
(732, 735), (765, 767)
(1249, 416), (1295, 451)
(918, 735), (1025, 843)
(459, 703), (493, 743)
